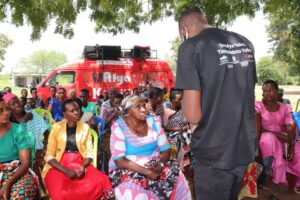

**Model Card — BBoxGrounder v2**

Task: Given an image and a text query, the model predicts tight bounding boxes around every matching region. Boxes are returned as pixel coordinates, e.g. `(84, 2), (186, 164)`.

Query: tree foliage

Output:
(266, 0), (300, 84)
(257, 56), (282, 84)
(0, 33), (13, 72)
(166, 36), (181, 75)
(0, 0), (261, 40)
(2, 1), (300, 85)
(18, 50), (67, 75)
(256, 56), (296, 85)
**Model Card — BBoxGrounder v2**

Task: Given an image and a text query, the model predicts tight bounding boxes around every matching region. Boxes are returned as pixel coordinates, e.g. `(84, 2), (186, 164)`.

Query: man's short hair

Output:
(178, 8), (204, 26)
(30, 87), (37, 93)
(49, 86), (56, 91)
(58, 87), (66, 93)
(113, 93), (124, 100)
(80, 89), (89, 96)
(149, 87), (163, 99)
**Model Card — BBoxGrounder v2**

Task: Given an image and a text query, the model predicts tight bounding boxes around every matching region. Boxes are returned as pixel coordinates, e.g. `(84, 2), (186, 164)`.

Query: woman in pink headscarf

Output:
(0, 95), (37, 200)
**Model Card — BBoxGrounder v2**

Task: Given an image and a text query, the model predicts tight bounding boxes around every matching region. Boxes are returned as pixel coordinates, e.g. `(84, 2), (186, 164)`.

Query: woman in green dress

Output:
(0, 96), (37, 200)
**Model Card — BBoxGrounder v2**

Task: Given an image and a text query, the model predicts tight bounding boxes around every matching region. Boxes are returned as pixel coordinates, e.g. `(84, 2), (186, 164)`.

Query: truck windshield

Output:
(44, 71), (75, 86)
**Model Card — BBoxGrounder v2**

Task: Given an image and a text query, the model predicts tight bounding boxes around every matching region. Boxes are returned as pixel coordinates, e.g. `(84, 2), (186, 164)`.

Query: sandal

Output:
(269, 194), (279, 200)
(294, 187), (300, 194)
(262, 185), (270, 191)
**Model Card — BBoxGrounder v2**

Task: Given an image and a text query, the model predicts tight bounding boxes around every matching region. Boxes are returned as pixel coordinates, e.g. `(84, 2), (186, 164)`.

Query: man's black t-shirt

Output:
(175, 28), (257, 170)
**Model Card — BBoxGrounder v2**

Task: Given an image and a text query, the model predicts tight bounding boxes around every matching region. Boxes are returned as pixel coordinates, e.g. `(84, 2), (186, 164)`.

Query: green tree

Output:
(266, 0), (300, 84)
(166, 36), (181, 75)
(0, 33), (13, 72)
(18, 50), (67, 75)
(0, 0), (261, 40)
(256, 56), (295, 85)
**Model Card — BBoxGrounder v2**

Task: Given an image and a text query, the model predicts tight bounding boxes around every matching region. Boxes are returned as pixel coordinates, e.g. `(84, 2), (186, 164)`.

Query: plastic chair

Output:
(94, 116), (106, 171)
(90, 129), (98, 168)
(33, 108), (54, 132)
(28, 132), (36, 169)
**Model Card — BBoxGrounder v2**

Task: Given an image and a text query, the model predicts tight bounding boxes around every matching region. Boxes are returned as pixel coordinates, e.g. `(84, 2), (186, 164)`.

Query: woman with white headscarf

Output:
(109, 95), (192, 200)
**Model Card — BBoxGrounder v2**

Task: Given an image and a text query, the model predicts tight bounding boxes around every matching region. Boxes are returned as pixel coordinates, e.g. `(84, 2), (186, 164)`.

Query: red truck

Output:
(37, 45), (175, 101)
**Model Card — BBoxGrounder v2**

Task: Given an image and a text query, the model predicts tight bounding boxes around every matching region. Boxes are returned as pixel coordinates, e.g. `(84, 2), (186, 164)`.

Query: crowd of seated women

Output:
(0, 84), (194, 200)
(2, 79), (300, 200)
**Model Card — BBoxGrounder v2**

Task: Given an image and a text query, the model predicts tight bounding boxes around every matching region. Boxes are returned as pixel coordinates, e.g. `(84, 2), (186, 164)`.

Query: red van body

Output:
(37, 46), (175, 102)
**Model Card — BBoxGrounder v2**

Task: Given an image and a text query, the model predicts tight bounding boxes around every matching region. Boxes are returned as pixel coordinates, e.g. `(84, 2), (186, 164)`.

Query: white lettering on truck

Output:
(93, 88), (102, 99)
(103, 72), (131, 84)
(92, 72), (131, 99)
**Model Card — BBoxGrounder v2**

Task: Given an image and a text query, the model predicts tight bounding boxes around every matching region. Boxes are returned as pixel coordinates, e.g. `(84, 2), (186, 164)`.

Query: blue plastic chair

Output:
(33, 108), (54, 132)
(94, 116), (106, 171)
(292, 112), (300, 138)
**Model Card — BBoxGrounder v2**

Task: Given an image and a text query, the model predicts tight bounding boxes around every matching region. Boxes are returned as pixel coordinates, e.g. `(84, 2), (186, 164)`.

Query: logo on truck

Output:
(103, 72), (131, 84)
(92, 72), (131, 99)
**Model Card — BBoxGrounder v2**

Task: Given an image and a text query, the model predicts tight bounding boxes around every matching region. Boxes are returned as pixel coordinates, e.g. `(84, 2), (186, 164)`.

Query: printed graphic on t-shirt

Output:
(217, 42), (254, 68)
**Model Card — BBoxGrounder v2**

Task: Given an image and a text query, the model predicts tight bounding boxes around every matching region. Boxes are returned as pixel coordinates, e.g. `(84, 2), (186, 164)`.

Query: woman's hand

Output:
(63, 168), (78, 179)
(181, 125), (190, 131)
(275, 133), (289, 143)
(35, 150), (45, 168)
(176, 126), (188, 132)
(146, 169), (160, 180)
(262, 128), (288, 143)
(74, 166), (85, 179)
(0, 183), (12, 200)
(151, 165), (163, 174)
(286, 142), (295, 161)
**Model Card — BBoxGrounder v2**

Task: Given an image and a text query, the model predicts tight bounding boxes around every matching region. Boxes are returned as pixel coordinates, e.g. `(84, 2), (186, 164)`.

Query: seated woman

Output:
(42, 99), (114, 200)
(146, 87), (165, 124)
(109, 95), (192, 200)
(164, 89), (192, 170)
(0, 98), (37, 199)
(256, 80), (300, 192)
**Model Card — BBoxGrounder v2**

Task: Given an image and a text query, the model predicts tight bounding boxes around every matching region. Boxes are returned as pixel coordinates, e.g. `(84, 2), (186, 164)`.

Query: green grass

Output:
(0, 75), (26, 96)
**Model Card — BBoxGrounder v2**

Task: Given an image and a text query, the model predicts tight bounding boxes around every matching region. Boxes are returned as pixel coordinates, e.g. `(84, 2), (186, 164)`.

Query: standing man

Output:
(176, 9), (257, 200)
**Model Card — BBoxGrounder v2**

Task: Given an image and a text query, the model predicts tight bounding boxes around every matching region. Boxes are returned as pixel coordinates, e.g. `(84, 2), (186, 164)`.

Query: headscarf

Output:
(2, 93), (17, 104)
(121, 95), (143, 115)
(69, 88), (77, 96)
(278, 88), (284, 94)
